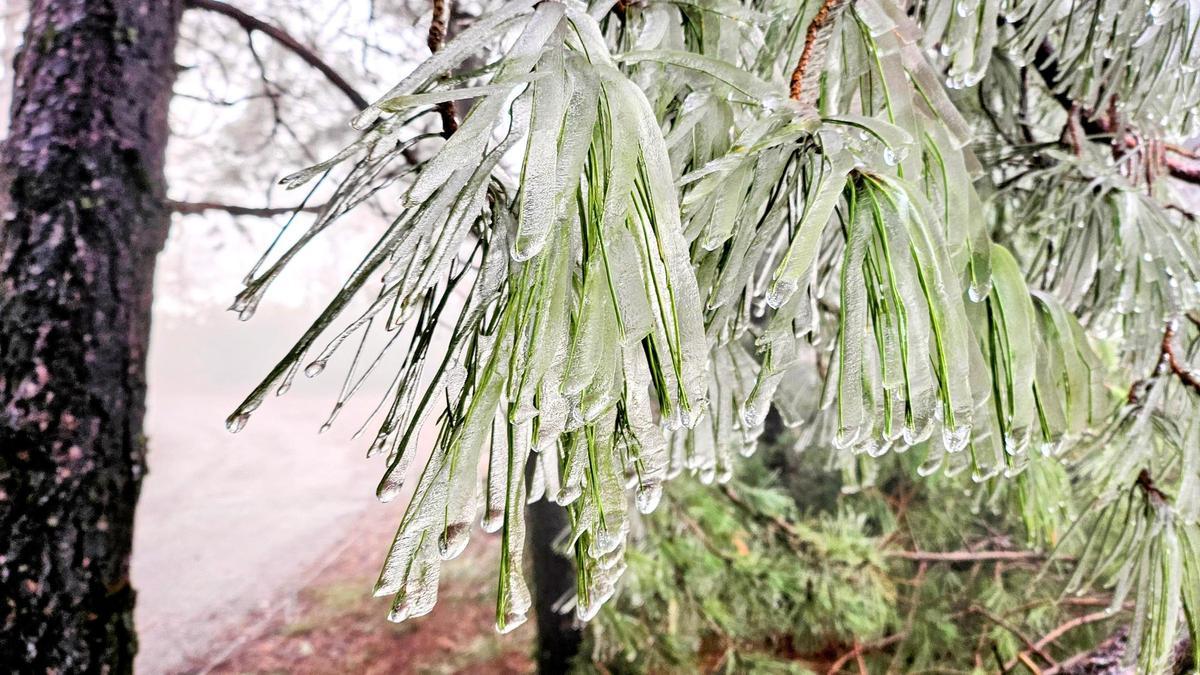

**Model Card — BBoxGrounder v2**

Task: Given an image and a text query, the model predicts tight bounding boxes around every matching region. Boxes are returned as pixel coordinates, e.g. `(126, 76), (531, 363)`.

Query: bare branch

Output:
(1003, 611), (1115, 673)
(186, 0), (368, 111)
(889, 550), (1051, 563)
(169, 200), (322, 217)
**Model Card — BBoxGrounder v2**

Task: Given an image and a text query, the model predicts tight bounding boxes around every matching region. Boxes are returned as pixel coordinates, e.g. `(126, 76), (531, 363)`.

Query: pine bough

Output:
(226, 0), (1200, 668)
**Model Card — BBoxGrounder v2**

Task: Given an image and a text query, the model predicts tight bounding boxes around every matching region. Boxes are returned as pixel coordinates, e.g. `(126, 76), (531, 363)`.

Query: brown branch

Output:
(1134, 468), (1170, 506)
(826, 633), (907, 674)
(888, 550), (1052, 563)
(184, 0), (423, 173)
(1155, 320), (1200, 394)
(1031, 41), (1200, 185)
(1003, 611), (1114, 673)
(186, 0), (368, 111)
(169, 200), (323, 218)
(426, 0), (459, 137)
(971, 605), (1057, 669)
(719, 484), (805, 542)
(1130, 319), (1200, 402)
(789, 0), (847, 102)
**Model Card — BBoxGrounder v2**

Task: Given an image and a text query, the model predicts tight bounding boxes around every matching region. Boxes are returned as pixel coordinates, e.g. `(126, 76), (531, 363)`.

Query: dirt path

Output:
(131, 288), (415, 673)
(131, 391), (397, 674)
(132, 234), (480, 673)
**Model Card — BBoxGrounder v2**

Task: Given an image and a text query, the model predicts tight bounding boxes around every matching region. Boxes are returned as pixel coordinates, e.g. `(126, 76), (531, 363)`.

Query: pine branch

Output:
(789, 0), (849, 102)
(186, 0), (368, 111)
(1129, 319), (1200, 402)
(169, 200), (323, 218)
(1031, 41), (1200, 186)
(1002, 611), (1115, 673)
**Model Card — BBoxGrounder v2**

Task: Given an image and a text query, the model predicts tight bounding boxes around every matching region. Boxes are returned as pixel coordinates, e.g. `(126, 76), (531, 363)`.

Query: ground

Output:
(132, 391), (534, 675)
(201, 513), (534, 675)
(131, 271), (534, 674)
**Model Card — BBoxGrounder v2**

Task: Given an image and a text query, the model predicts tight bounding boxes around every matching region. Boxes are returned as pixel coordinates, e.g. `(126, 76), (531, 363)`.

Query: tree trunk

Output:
(526, 496), (583, 673)
(0, 1), (180, 670)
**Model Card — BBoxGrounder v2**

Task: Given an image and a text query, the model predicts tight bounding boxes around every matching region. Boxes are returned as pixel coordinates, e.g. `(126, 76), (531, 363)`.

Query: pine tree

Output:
(229, 0), (1200, 670)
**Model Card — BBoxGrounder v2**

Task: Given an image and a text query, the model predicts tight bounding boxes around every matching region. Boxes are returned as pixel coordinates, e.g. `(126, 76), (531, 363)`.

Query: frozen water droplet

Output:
(387, 599), (411, 623)
(481, 508), (504, 534)
(225, 412), (251, 433)
(496, 611), (527, 634)
(766, 279), (797, 309)
(941, 424), (970, 453)
(635, 481), (663, 514)
(438, 522), (471, 560)
(556, 482), (582, 506)
(967, 278), (991, 302)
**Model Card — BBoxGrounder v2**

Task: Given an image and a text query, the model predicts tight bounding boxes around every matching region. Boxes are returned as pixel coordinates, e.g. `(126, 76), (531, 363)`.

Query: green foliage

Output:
(587, 443), (1116, 673)
(587, 461), (894, 671)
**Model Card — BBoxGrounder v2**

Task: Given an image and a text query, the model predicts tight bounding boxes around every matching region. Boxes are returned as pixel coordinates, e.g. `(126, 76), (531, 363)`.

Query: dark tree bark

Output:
(526, 495), (583, 673)
(0, 1), (181, 670)
(1056, 628), (1194, 675)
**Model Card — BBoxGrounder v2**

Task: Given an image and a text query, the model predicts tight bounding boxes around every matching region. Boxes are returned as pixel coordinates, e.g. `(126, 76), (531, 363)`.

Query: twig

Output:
(971, 605), (1056, 668)
(1129, 319), (1200, 402)
(186, 0), (368, 110)
(169, 200), (323, 217)
(1016, 651), (1045, 674)
(1002, 611), (1114, 673)
(1155, 320), (1200, 394)
(1134, 468), (1170, 506)
(789, 0), (848, 102)
(426, 0), (459, 137)
(889, 550), (1052, 563)
(826, 633), (907, 673)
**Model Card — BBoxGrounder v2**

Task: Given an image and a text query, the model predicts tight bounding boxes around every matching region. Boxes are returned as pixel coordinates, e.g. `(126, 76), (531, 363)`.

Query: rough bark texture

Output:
(1057, 628), (1194, 675)
(526, 495), (583, 673)
(0, 1), (180, 670)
